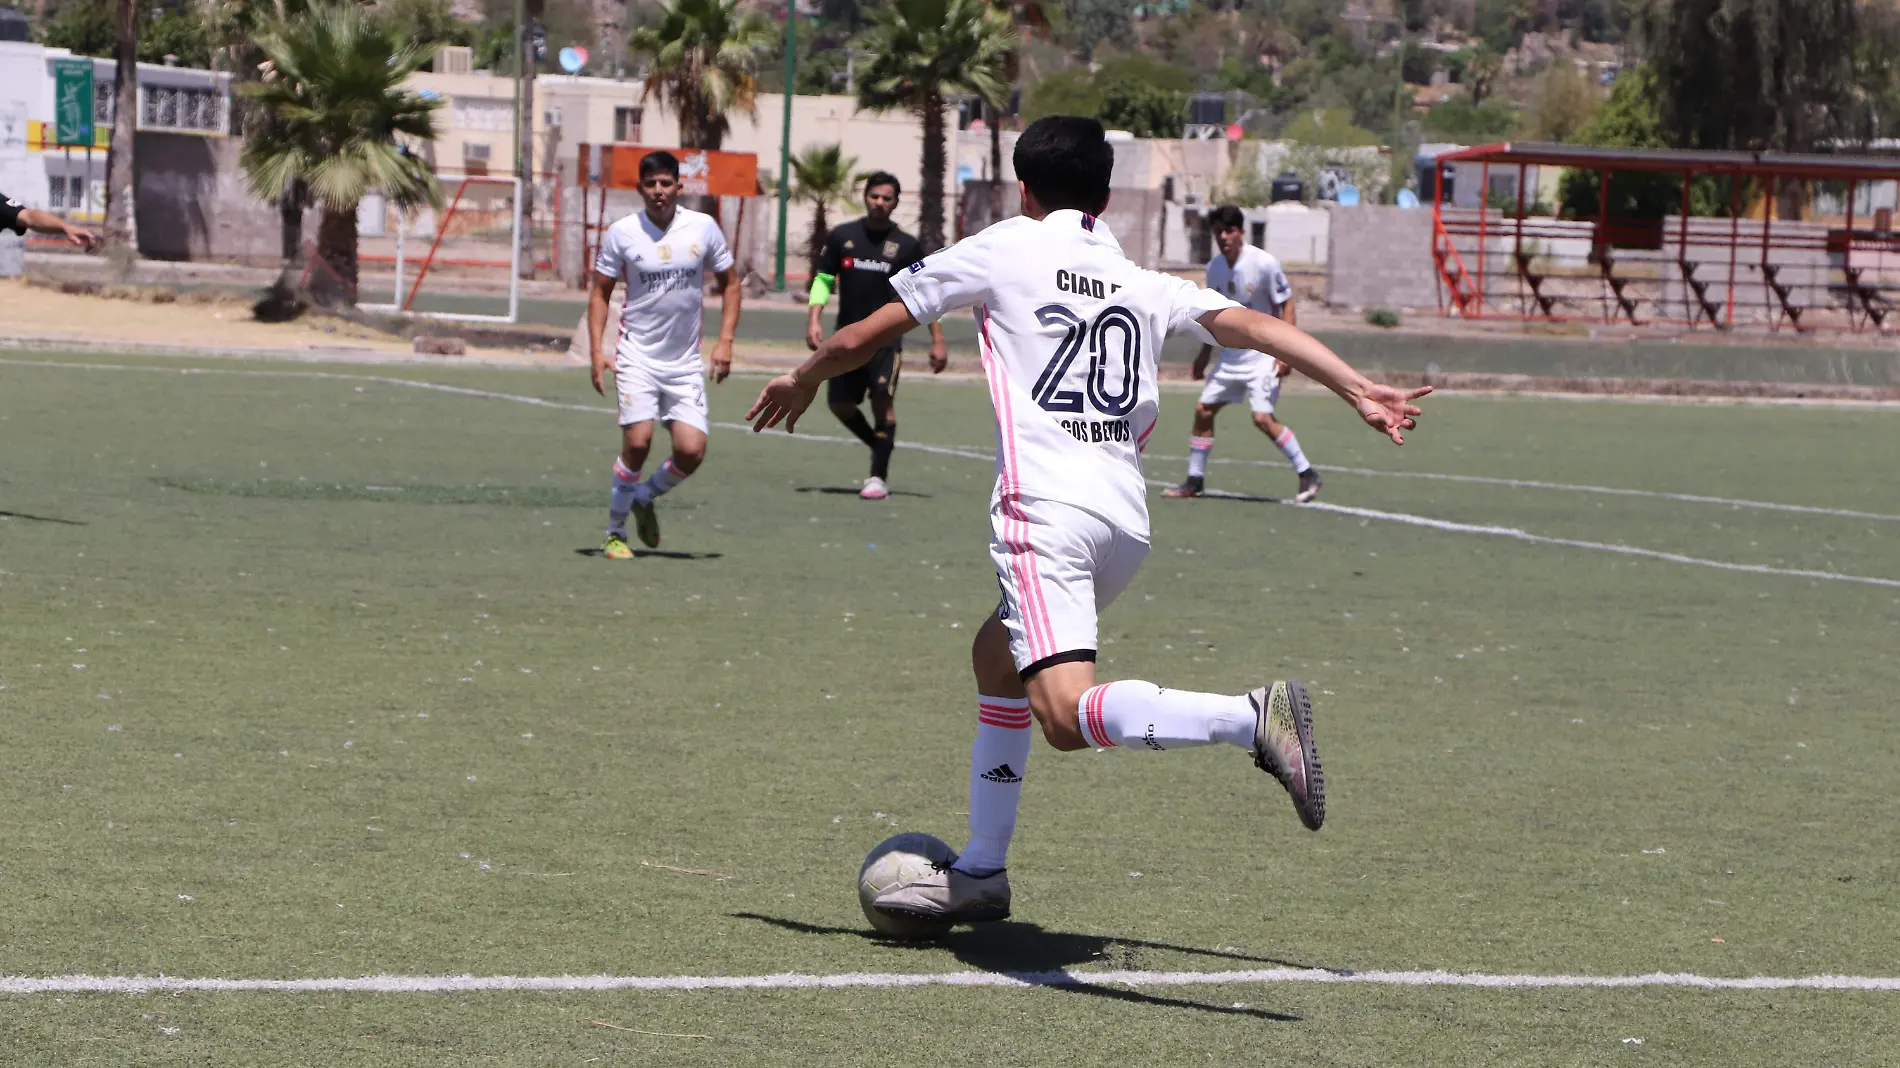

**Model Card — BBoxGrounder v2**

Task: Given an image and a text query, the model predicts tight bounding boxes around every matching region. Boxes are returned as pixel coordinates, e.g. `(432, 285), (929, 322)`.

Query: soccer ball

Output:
(857, 832), (957, 940)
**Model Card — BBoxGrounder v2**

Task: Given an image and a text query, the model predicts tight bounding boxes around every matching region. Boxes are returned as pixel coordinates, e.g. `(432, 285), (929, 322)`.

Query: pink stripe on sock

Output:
(613, 458), (639, 483)
(1190, 437), (1215, 450)
(1275, 429), (1294, 447)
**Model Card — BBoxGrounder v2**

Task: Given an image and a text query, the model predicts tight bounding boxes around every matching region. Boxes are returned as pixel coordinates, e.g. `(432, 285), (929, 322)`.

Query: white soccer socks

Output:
(608, 458), (641, 535)
(1187, 435), (1214, 480)
(635, 458), (690, 504)
(956, 695), (1032, 876)
(1274, 428), (1311, 475)
(1077, 681), (1255, 751)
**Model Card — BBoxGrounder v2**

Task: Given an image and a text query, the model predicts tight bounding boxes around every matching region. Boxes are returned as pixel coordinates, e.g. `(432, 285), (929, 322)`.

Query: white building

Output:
(0, 41), (232, 224)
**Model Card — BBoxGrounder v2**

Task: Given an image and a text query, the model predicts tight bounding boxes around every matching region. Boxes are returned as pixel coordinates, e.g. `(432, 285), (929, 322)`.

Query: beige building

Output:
(407, 57), (954, 276)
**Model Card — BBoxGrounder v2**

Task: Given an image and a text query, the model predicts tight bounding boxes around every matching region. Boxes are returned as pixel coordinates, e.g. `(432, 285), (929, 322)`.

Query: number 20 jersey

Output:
(891, 209), (1237, 542)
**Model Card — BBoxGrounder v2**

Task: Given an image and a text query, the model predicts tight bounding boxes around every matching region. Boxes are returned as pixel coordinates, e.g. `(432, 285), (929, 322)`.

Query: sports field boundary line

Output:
(6, 357), (1896, 588)
(5, 967), (1900, 995)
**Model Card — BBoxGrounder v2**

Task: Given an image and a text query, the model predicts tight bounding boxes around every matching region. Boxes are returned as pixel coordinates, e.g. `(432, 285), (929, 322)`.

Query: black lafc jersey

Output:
(818, 218), (926, 342)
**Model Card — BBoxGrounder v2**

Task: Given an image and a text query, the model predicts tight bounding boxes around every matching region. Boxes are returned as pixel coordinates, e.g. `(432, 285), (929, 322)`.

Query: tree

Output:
(1557, 66), (1720, 220)
(627, 0), (775, 151)
(240, 2), (443, 304)
(1521, 59), (1600, 142)
(1021, 54), (1187, 138)
(102, 0), (139, 257)
(854, 0), (1012, 251)
(1633, 0), (1857, 155)
(789, 143), (860, 276)
(43, 0), (211, 67)
(1421, 97), (1518, 140)
(1060, 0), (1132, 61)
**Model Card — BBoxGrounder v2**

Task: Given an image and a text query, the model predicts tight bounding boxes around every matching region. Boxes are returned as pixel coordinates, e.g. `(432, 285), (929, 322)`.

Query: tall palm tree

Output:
(789, 142), (860, 277)
(210, 0), (316, 279)
(240, 2), (443, 304)
(101, 0), (139, 256)
(854, 0), (1013, 251)
(627, 0), (775, 151)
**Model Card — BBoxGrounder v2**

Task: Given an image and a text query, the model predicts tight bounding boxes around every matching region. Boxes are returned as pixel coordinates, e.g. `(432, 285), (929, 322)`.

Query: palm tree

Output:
(854, 0), (1013, 251)
(101, 0), (139, 257)
(789, 143), (860, 277)
(627, 0), (775, 151)
(240, 2), (443, 305)
(985, 1), (1053, 224)
(210, 0), (315, 279)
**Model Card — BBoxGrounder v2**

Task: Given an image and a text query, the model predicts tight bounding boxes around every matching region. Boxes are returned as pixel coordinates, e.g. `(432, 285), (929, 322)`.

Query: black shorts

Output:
(828, 347), (901, 407)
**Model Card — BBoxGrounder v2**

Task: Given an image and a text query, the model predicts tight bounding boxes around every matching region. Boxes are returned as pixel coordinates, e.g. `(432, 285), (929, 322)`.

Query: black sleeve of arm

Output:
(0, 197), (26, 236)
(817, 227), (844, 276)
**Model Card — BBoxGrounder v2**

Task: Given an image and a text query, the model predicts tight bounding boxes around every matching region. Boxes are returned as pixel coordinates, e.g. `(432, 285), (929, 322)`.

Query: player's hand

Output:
(928, 338), (948, 374)
(805, 321), (824, 351)
(747, 372), (819, 434)
(709, 339), (734, 384)
(64, 224), (100, 251)
(1355, 383), (1433, 445)
(589, 352), (610, 396)
(1190, 354), (1210, 381)
(1274, 359), (1292, 379)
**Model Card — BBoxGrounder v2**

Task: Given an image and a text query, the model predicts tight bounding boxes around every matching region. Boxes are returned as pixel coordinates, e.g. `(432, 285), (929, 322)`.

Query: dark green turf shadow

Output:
(573, 547), (725, 561)
(733, 913), (1314, 1021)
(793, 486), (935, 499)
(0, 509), (87, 525)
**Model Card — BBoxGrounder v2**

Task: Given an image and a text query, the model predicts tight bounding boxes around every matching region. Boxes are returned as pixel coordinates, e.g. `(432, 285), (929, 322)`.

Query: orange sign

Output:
(597, 144), (759, 197)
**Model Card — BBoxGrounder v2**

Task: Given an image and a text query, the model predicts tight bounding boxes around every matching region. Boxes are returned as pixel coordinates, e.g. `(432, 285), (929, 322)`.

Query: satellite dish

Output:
(1224, 122), (1243, 141)
(559, 46), (586, 74)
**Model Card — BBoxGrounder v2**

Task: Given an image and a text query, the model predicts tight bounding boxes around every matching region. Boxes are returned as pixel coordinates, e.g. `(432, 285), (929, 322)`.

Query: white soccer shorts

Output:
(615, 359), (709, 432)
(990, 496), (1149, 676)
(1197, 363), (1284, 415)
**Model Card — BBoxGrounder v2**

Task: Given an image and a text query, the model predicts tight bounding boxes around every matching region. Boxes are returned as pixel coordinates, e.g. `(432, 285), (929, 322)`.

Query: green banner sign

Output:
(54, 59), (95, 147)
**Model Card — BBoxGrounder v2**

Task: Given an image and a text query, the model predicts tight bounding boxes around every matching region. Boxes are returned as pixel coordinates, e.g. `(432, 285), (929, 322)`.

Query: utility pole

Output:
(773, 0), (796, 292)
(517, 0), (543, 280)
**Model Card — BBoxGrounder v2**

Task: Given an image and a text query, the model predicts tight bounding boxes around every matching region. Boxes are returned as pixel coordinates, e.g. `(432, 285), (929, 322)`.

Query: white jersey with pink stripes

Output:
(890, 209), (1236, 541)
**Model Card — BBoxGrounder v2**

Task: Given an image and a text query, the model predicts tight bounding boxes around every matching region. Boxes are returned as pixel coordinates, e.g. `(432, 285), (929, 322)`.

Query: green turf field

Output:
(3, 350), (1898, 1065)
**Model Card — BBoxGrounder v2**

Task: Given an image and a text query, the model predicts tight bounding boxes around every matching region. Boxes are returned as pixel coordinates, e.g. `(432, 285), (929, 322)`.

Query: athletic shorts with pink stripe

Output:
(990, 496), (1149, 677)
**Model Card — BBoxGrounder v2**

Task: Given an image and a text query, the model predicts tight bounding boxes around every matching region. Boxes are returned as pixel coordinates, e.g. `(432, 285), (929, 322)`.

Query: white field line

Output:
(6, 357), (1895, 588)
(5, 968), (1900, 996)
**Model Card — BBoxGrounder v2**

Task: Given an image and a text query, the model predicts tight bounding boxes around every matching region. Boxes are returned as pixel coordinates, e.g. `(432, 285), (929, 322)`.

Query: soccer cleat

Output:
(872, 862), (1012, 924)
(1249, 680), (1326, 831)
(601, 533), (634, 560)
(1162, 475), (1205, 499)
(859, 476), (890, 500)
(1295, 468), (1323, 504)
(629, 495), (661, 548)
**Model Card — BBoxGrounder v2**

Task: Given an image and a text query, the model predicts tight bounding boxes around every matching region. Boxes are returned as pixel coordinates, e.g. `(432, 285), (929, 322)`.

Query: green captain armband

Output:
(808, 273), (836, 307)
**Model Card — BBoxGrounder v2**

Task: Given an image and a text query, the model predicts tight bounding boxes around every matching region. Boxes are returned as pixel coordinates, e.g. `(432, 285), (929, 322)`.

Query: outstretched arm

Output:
(748, 301), (919, 433)
(1198, 306), (1430, 444)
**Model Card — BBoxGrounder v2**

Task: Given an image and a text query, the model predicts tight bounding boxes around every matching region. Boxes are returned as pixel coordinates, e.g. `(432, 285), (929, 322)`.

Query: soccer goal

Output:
(359, 174), (524, 324)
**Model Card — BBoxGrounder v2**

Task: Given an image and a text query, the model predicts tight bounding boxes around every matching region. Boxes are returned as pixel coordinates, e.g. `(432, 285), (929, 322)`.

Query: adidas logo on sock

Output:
(979, 763), (1022, 784)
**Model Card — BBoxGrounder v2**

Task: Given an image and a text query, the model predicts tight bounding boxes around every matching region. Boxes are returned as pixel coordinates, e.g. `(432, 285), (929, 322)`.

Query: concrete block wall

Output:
(1326, 205), (1439, 310)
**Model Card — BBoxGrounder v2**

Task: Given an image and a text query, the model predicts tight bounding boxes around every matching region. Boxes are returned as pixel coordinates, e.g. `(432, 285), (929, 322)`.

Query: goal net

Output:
(358, 174), (525, 323)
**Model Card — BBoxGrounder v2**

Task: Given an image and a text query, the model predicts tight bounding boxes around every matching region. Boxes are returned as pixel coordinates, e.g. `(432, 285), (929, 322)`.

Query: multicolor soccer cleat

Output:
(601, 533), (634, 560)
(1249, 680), (1326, 830)
(872, 862), (1012, 924)
(1295, 468), (1323, 504)
(1162, 476), (1205, 499)
(630, 496), (661, 548)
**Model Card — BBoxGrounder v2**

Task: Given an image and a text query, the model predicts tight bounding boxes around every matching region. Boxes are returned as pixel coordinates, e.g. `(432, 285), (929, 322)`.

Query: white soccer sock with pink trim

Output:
(1187, 436), (1214, 480)
(955, 695), (1032, 876)
(635, 458), (689, 504)
(1274, 428), (1311, 474)
(608, 458), (641, 535)
(1077, 681), (1255, 752)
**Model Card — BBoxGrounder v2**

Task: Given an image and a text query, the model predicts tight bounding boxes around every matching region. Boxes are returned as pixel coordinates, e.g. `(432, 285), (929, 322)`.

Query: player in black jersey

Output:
(806, 172), (948, 499)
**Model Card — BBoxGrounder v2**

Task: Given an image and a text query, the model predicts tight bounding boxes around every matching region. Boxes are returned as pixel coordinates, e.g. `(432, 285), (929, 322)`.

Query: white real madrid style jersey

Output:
(594, 207), (734, 370)
(891, 209), (1238, 541)
(1205, 244), (1293, 377)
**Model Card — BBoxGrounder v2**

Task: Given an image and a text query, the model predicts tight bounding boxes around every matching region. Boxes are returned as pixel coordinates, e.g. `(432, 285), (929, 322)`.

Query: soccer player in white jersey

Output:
(1164, 204), (1322, 503)
(748, 117), (1430, 923)
(587, 150), (742, 557)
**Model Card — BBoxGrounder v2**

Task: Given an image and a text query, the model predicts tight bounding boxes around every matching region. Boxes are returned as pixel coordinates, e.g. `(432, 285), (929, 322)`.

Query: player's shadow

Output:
(732, 912), (1326, 1021)
(0, 509), (87, 525)
(572, 547), (724, 561)
(1165, 489), (1284, 504)
(793, 486), (933, 499)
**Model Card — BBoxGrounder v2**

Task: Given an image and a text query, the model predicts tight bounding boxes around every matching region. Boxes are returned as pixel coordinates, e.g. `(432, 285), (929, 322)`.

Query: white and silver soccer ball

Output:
(857, 832), (957, 940)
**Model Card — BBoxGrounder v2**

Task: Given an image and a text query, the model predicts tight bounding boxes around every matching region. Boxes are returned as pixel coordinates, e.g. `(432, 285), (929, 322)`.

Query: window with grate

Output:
(614, 106), (643, 143)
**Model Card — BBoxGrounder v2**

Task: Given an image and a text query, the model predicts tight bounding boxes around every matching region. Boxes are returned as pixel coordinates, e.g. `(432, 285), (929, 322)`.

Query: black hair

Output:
(1013, 116), (1113, 214)
(862, 171), (901, 197)
(639, 150), (681, 181)
(1208, 204), (1246, 232)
